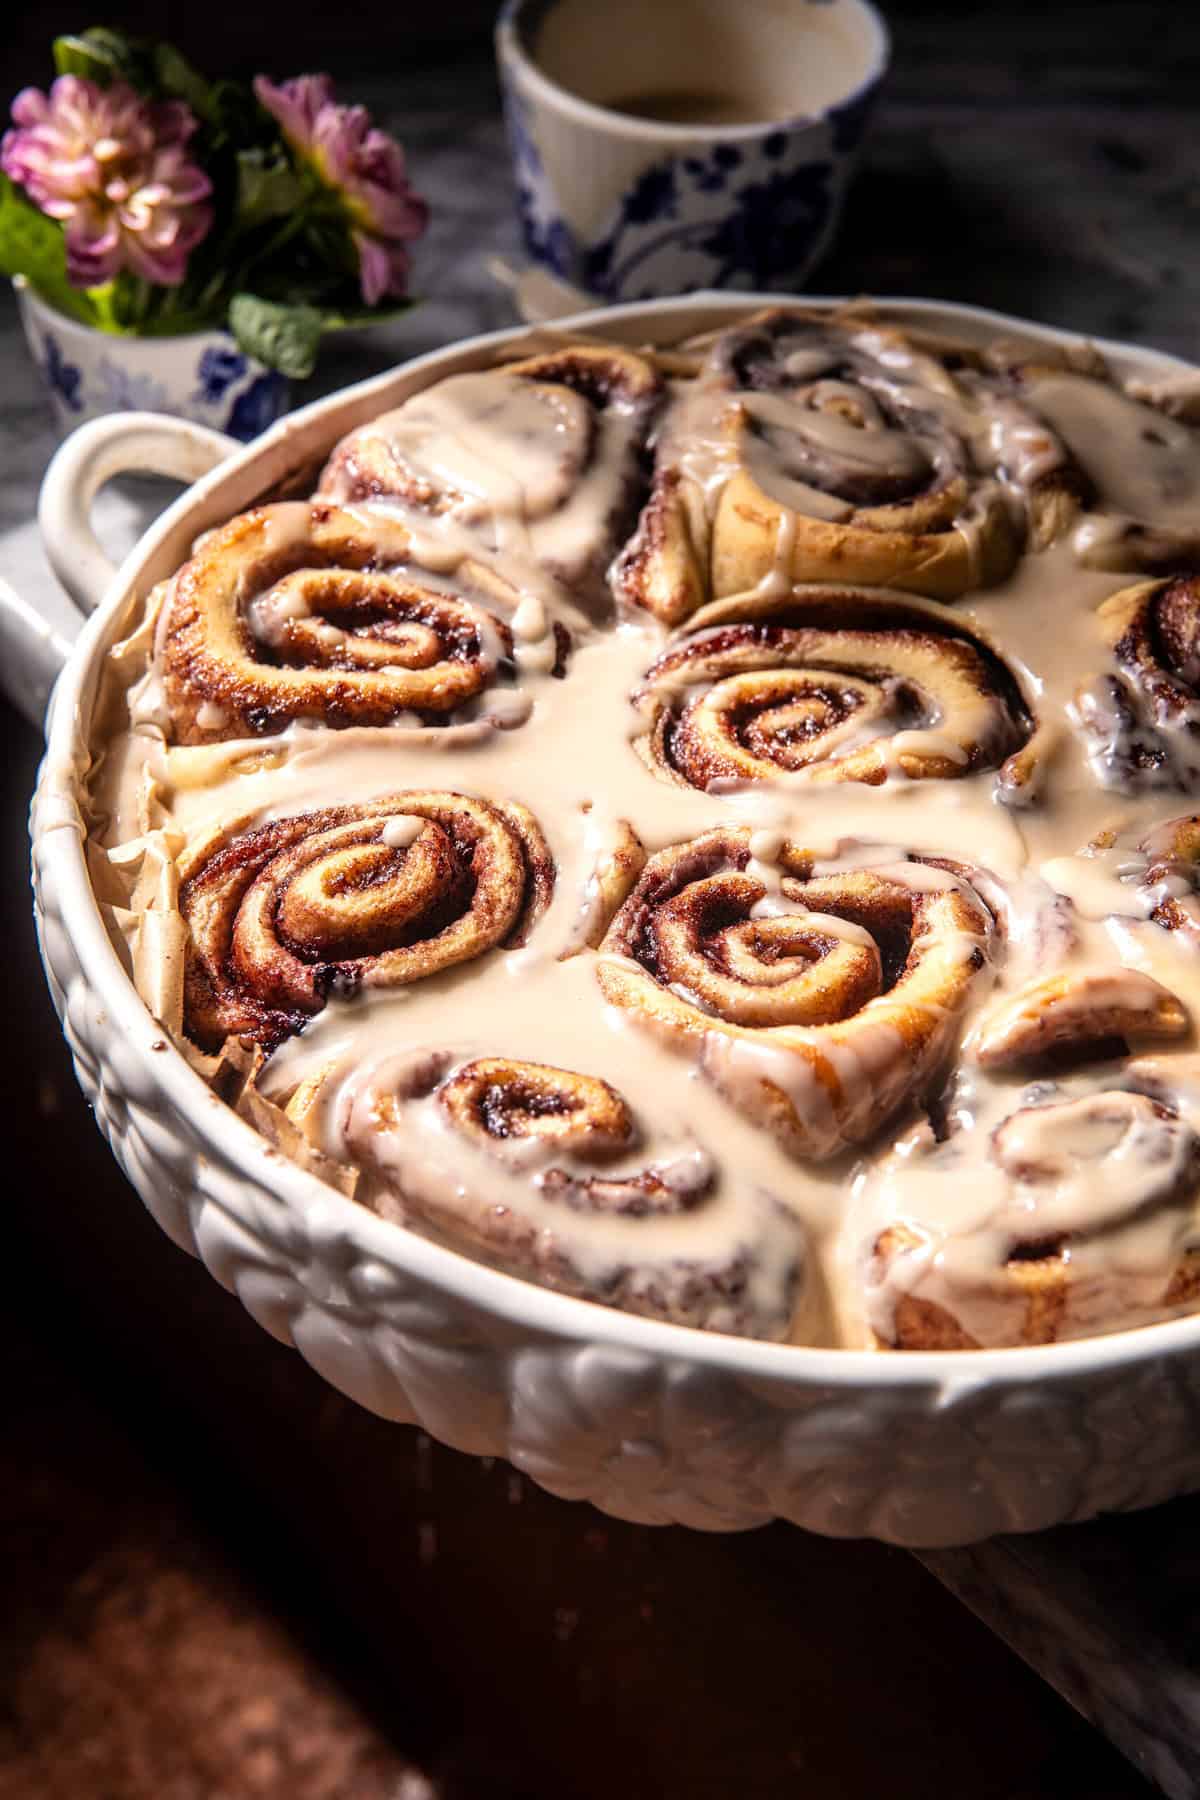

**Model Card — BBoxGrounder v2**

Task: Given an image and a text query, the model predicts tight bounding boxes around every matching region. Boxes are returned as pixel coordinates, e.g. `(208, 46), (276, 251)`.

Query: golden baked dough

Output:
(615, 309), (1053, 622)
(85, 306), (1200, 1348)
(160, 503), (530, 743)
(632, 587), (1034, 791)
(866, 1092), (1200, 1349)
(179, 792), (552, 1050)
(596, 828), (993, 1160)
(280, 1050), (806, 1337)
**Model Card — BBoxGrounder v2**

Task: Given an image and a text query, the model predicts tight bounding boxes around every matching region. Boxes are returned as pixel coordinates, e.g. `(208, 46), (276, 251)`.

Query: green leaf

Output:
(85, 280), (126, 331)
(229, 292), (323, 378)
(235, 149), (304, 228)
(153, 43), (215, 120)
(52, 29), (138, 87)
(0, 175), (96, 325)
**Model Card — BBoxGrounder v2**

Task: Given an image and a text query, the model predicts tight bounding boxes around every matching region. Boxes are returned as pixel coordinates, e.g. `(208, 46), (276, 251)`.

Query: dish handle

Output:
(1, 413), (238, 729)
(38, 412), (239, 616)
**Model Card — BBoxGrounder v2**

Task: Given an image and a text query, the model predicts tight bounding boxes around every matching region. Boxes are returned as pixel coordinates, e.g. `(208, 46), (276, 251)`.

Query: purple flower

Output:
(1, 77), (213, 287)
(254, 73), (427, 305)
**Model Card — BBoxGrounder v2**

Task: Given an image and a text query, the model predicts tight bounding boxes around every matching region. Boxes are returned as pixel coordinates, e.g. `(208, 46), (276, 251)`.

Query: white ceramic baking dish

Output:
(24, 293), (1200, 1548)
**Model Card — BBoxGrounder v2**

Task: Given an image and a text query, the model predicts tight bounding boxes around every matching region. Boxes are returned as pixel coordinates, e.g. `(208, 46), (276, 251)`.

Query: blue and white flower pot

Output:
(14, 277), (290, 442)
(496, 0), (890, 301)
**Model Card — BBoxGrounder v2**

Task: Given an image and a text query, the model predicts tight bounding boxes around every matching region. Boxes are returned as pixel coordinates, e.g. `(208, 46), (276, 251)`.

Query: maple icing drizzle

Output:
(83, 310), (1200, 1350)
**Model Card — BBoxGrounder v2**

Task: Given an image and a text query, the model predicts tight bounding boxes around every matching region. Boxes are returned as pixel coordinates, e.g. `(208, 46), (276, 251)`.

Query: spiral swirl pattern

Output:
(180, 793), (553, 1050)
(1073, 574), (1200, 791)
(91, 304), (1200, 1354)
(635, 590), (1034, 790)
(439, 1057), (633, 1162)
(616, 310), (1022, 624)
(158, 501), (530, 744)
(291, 1050), (805, 1337)
(719, 320), (1093, 547)
(318, 344), (661, 608)
(865, 1091), (1200, 1349)
(597, 828), (994, 1159)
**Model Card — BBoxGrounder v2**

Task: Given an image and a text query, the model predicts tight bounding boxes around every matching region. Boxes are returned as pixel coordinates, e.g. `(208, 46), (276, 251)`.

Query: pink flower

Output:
(254, 73), (427, 305)
(1, 76), (212, 287)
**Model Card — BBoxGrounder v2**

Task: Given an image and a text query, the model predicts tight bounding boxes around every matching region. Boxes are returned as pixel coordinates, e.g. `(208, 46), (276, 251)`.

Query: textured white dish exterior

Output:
(31, 294), (1200, 1548)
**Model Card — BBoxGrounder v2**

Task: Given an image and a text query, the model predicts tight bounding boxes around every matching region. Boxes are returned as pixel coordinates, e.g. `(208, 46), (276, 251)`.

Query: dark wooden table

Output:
(0, 694), (1150, 1800)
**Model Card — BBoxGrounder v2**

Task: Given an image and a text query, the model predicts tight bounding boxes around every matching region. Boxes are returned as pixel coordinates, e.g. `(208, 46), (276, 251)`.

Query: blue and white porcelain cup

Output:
(495, 0), (890, 302)
(14, 277), (290, 442)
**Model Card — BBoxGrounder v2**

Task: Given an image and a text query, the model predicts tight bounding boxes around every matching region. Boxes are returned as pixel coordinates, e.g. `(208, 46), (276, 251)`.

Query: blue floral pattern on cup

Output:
(40, 332), (83, 414)
(95, 355), (171, 414)
(15, 279), (291, 441)
(193, 345), (249, 403)
(496, 0), (887, 301)
(502, 81), (578, 279)
(225, 370), (290, 441)
(580, 136), (838, 301)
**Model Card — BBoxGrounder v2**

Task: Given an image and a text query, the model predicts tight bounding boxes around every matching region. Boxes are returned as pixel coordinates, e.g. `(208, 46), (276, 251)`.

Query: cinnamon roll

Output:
(179, 793), (552, 1051)
(1001, 360), (1200, 572)
(318, 345), (661, 610)
(633, 588), (1035, 792)
(1072, 574), (1200, 791)
(973, 969), (1189, 1069)
(86, 307), (1200, 1352)
(157, 501), (549, 744)
(596, 828), (994, 1159)
(283, 1050), (805, 1337)
(861, 1089), (1200, 1349)
(615, 310), (1026, 624)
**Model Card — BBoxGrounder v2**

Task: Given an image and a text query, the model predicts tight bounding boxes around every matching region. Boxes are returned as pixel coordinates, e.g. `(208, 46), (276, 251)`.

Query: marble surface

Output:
(4, 41), (1200, 1795)
(925, 1515), (1200, 1800)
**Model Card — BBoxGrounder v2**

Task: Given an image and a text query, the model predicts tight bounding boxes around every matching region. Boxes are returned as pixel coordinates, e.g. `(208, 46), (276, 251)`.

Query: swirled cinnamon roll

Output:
(86, 305), (1200, 1353)
(596, 828), (994, 1159)
(615, 310), (1030, 624)
(179, 793), (552, 1051)
(633, 588), (1035, 792)
(713, 311), (1090, 555)
(318, 345), (661, 611)
(156, 501), (556, 744)
(859, 1088), (1200, 1348)
(998, 359), (1200, 573)
(282, 1050), (805, 1337)
(1072, 574), (1200, 790)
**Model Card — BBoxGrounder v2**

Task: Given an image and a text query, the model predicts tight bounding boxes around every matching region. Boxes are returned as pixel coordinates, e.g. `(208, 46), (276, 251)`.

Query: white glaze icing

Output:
(82, 313), (1200, 1350)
